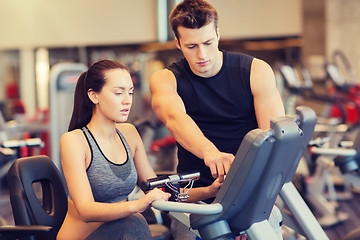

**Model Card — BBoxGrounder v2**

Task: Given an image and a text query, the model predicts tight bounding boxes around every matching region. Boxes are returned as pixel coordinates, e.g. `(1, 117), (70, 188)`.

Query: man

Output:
(150, 0), (285, 239)
(151, 0), (284, 193)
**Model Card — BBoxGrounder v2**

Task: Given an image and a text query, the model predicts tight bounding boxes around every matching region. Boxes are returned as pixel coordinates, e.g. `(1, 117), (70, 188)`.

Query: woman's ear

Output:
(87, 89), (98, 104)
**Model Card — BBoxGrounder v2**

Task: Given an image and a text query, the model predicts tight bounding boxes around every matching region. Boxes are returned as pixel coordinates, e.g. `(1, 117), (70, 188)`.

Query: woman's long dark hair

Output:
(68, 60), (128, 131)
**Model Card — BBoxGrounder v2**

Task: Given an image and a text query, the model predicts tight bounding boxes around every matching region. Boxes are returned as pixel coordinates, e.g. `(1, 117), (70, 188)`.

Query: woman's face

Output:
(92, 69), (134, 123)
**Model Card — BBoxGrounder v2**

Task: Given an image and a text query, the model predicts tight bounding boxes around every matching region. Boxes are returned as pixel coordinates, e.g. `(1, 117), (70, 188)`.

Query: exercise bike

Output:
(309, 127), (360, 240)
(325, 49), (360, 128)
(141, 106), (328, 240)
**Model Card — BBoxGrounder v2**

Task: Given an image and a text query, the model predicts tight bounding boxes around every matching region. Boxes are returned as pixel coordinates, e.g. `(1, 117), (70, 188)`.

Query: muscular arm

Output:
(150, 70), (233, 182)
(250, 59), (285, 129)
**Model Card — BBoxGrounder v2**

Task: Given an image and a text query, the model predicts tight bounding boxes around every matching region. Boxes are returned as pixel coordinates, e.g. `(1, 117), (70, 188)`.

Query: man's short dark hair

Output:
(169, 0), (218, 40)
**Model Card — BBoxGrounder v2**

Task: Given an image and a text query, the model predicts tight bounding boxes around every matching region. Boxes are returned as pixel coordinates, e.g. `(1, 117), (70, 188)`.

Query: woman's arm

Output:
(184, 178), (223, 203)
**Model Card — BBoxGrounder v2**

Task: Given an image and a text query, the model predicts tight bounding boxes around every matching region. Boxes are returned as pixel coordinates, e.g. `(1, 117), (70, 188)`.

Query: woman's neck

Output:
(87, 114), (117, 140)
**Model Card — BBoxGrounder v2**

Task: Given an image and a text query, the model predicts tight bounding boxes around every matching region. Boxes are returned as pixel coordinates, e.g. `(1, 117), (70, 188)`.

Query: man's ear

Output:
(87, 89), (98, 104)
(216, 28), (220, 41)
(175, 38), (181, 50)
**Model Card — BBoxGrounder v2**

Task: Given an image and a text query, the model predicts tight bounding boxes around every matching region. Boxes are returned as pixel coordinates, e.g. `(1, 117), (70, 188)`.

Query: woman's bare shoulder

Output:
(60, 129), (88, 149)
(60, 129), (90, 165)
(61, 129), (84, 140)
(116, 122), (137, 134)
(116, 123), (141, 145)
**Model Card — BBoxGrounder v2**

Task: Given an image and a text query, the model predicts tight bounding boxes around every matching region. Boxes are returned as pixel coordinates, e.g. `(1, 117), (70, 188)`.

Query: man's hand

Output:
(204, 150), (234, 182)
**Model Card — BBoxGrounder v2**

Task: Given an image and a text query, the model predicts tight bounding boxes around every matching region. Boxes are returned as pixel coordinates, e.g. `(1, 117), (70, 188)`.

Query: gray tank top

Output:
(82, 126), (138, 203)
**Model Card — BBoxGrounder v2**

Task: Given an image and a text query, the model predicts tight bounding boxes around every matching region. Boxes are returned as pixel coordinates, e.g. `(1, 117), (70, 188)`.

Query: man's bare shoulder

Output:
(150, 69), (177, 92)
(250, 58), (276, 94)
(251, 58), (272, 72)
(152, 68), (174, 78)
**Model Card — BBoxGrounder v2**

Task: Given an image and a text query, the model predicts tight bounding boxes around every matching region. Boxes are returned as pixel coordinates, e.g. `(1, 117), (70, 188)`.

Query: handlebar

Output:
(1, 138), (44, 148)
(308, 137), (331, 147)
(311, 146), (357, 157)
(140, 172), (200, 192)
(151, 200), (223, 215)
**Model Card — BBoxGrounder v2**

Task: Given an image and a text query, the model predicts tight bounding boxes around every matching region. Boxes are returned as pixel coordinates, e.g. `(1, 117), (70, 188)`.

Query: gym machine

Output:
(141, 106), (328, 240)
(49, 63), (87, 169)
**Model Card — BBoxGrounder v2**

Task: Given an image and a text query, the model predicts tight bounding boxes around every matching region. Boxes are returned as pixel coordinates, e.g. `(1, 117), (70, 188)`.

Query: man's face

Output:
(175, 21), (221, 78)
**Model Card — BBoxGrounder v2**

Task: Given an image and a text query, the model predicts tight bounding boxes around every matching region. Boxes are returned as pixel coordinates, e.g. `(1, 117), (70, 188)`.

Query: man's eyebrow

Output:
(184, 43), (197, 47)
(184, 38), (215, 46)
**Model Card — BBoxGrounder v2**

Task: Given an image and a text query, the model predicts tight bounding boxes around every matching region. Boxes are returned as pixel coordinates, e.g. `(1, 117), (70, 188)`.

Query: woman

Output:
(57, 60), (171, 240)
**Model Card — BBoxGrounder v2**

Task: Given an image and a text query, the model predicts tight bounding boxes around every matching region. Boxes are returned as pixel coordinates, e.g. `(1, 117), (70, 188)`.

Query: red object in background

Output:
(21, 145), (28, 157)
(20, 131), (31, 157)
(11, 99), (25, 115)
(150, 136), (176, 153)
(328, 84), (360, 125)
(6, 82), (19, 99)
(346, 103), (359, 124)
(40, 131), (50, 156)
(5, 82), (26, 116)
(330, 103), (359, 125)
(4, 81), (50, 157)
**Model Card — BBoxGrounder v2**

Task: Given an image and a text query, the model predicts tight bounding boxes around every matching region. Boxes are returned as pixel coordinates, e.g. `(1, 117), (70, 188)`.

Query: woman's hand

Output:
(208, 177), (224, 198)
(136, 188), (171, 213)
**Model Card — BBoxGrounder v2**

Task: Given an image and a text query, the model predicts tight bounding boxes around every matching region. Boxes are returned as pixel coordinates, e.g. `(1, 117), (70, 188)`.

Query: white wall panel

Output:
(208, 0), (302, 39)
(0, 0), (158, 49)
(0, 0), (302, 50)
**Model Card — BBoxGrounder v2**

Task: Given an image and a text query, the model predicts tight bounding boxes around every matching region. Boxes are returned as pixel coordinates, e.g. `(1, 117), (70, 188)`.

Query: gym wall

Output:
(0, 0), (301, 50)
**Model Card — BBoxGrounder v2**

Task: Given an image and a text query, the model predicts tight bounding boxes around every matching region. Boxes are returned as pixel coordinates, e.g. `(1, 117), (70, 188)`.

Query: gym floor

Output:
(314, 191), (360, 240)
(0, 188), (13, 226)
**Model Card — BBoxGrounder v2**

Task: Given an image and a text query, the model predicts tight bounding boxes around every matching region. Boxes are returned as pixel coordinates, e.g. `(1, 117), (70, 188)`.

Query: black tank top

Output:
(167, 51), (258, 191)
